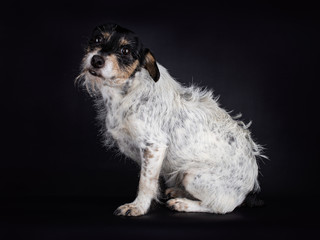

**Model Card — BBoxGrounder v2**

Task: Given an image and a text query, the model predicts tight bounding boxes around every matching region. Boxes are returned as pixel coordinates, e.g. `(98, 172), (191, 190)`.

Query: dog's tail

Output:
(242, 191), (265, 207)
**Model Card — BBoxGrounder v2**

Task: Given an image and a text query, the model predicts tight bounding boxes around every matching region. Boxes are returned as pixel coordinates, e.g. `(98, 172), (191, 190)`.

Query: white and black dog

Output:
(76, 23), (266, 216)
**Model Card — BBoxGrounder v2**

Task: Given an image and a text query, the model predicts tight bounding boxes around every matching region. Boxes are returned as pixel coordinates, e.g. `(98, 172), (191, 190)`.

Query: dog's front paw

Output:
(114, 203), (147, 217)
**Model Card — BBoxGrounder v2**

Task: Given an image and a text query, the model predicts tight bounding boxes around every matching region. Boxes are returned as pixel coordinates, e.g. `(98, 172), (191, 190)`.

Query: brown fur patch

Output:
(144, 52), (159, 82)
(119, 37), (129, 46)
(107, 54), (121, 76)
(122, 60), (139, 79)
(102, 32), (111, 39)
(107, 55), (139, 84)
(143, 148), (154, 159)
(118, 61), (139, 83)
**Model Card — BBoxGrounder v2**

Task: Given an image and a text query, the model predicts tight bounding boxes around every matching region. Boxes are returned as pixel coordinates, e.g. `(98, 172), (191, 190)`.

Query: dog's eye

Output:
(95, 35), (103, 43)
(121, 47), (130, 55)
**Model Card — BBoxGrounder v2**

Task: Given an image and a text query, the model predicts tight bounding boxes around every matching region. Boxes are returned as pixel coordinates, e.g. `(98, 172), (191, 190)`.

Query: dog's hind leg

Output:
(165, 188), (187, 199)
(165, 187), (197, 199)
(166, 198), (212, 212)
(166, 168), (247, 214)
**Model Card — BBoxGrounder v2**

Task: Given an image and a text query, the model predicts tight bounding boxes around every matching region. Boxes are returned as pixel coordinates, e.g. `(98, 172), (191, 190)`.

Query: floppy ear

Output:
(142, 49), (160, 82)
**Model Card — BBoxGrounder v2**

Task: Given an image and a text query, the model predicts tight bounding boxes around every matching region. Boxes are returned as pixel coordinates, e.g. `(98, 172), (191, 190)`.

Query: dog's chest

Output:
(104, 98), (141, 162)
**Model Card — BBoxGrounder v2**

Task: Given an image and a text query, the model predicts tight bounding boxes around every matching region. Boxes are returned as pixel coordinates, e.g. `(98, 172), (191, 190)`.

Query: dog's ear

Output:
(142, 49), (160, 82)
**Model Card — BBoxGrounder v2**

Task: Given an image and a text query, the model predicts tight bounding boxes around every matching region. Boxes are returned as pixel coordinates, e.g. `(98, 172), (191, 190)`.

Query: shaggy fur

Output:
(76, 23), (266, 216)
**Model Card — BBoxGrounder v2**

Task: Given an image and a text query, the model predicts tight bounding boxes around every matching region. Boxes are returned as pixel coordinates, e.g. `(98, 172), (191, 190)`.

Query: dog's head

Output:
(77, 23), (160, 93)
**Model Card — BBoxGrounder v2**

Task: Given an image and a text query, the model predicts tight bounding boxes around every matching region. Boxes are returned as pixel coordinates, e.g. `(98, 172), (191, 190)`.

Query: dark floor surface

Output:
(1, 195), (319, 240)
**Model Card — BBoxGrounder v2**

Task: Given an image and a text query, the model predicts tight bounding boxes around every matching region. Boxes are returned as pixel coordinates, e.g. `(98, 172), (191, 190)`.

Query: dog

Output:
(76, 23), (266, 216)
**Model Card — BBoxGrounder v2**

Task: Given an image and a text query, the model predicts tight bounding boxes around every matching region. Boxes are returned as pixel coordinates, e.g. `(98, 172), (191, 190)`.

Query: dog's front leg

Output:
(114, 145), (166, 216)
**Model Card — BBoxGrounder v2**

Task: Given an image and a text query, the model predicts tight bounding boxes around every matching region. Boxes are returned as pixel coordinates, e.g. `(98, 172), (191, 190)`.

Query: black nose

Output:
(91, 55), (105, 68)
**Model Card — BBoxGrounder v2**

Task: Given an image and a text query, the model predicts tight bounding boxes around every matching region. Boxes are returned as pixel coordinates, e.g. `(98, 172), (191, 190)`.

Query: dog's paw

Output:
(114, 203), (147, 217)
(166, 198), (190, 212)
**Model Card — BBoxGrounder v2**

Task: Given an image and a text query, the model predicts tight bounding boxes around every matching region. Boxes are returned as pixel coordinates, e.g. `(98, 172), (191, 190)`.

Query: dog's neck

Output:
(98, 69), (154, 131)
(100, 69), (153, 103)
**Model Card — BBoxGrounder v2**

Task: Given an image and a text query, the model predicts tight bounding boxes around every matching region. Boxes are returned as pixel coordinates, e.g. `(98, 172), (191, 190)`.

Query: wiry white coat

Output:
(88, 63), (264, 215)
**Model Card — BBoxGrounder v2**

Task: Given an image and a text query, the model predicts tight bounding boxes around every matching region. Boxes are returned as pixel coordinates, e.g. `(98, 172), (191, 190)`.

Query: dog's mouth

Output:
(88, 68), (104, 79)
(89, 69), (98, 76)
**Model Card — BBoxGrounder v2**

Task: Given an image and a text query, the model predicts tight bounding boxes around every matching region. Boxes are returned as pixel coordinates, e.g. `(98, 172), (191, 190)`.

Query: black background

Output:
(1, 1), (319, 239)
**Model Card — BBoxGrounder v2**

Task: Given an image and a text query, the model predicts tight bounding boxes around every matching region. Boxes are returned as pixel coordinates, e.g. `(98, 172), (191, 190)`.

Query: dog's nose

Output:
(91, 55), (105, 68)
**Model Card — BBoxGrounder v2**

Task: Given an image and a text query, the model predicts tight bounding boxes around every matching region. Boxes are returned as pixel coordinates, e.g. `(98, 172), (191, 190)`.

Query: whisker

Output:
(74, 72), (85, 87)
